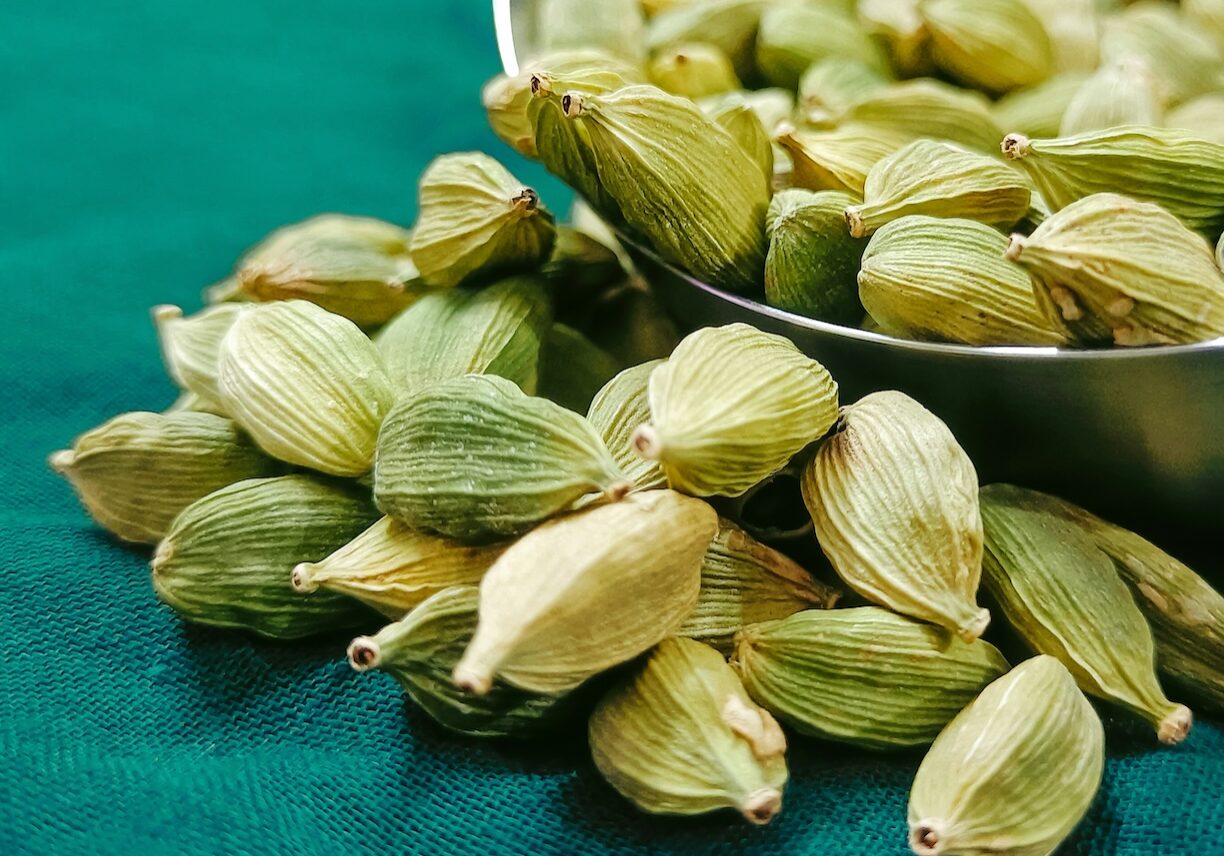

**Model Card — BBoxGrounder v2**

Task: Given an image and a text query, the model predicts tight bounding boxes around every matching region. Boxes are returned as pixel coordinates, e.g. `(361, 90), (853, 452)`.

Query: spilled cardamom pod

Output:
(153, 303), (244, 413)
(755, 4), (887, 90)
(774, 123), (907, 199)
(1059, 59), (1162, 137)
(837, 80), (1005, 154)
(648, 42), (740, 100)
(536, 322), (621, 414)
(587, 360), (668, 491)
(918, 0), (1055, 94)
(1101, 1), (1224, 105)
(992, 72), (1090, 138)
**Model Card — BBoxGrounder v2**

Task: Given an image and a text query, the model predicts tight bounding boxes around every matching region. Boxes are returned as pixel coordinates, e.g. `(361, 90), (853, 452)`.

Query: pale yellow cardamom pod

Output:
(586, 360), (668, 491)
(1101, 2), (1224, 105)
(153, 302), (245, 414)
(918, 0), (1054, 94)
(1059, 59), (1163, 137)
(648, 41), (741, 100)
(993, 73), (1090, 138)
(755, 4), (888, 90)
(835, 80), (1004, 153)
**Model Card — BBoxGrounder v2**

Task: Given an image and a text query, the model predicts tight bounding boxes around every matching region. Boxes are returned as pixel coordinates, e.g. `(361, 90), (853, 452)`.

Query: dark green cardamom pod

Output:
(537, 323), (622, 414)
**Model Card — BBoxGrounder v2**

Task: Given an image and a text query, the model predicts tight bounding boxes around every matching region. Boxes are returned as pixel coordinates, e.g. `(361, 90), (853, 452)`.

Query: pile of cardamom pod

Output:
(484, 0), (1224, 346)
(51, 0), (1224, 852)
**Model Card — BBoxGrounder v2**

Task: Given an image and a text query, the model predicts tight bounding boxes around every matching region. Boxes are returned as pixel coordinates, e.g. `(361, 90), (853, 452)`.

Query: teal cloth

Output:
(2, 2), (1220, 853)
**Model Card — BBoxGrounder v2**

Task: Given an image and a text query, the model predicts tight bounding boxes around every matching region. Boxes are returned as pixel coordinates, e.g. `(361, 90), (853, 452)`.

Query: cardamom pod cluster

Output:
(648, 42), (740, 100)
(754, 4), (886, 91)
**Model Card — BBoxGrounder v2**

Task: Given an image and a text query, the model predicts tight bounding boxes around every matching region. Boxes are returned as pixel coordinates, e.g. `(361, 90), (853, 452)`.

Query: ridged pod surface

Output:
(765, 188), (865, 325)
(589, 637), (788, 824)
(453, 490), (717, 695)
(1186, 0), (1224, 53)
(218, 300), (395, 476)
(908, 656), (1104, 856)
(919, 0), (1054, 94)
(346, 586), (570, 738)
(775, 124), (907, 197)
(154, 303), (245, 413)
(1017, 0), (1099, 73)
(1101, 2), (1224, 105)
(797, 58), (889, 126)
(837, 80), (1004, 153)
(586, 360), (668, 491)
(802, 391), (990, 641)
(993, 73), (1090, 139)
(700, 96), (773, 190)
(980, 485), (1193, 744)
(648, 42), (740, 100)
(733, 607), (1008, 749)
(151, 475), (378, 639)
(755, 4), (887, 90)
(859, 216), (1067, 346)
(1167, 94), (1224, 146)
(636, 323), (839, 497)
(857, 0), (933, 78)
(50, 411), (279, 544)
(1059, 60), (1162, 137)
(290, 516), (508, 618)
(375, 374), (628, 541)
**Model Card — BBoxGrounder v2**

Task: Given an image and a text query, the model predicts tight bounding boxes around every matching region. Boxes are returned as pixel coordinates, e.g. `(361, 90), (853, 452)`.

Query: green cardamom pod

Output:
(1101, 2), (1224, 105)
(698, 87), (794, 137)
(218, 300), (394, 476)
(634, 323), (839, 497)
(682, 519), (838, 654)
(797, 58), (889, 126)
(589, 637), (788, 825)
(1060, 59), (1162, 137)
(733, 607), (1008, 749)
(453, 490), (717, 695)
(1002, 127), (1224, 237)
(1019, 0), (1100, 71)
(1005, 193), (1224, 346)
(918, 0), (1055, 94)
(290, 516), (508, 618)
(375, 274), (552, 395)
(409, 152), (557, 289)
(648, 42), (740, 100)
(802, 391), (990, 641)
(979, 484), (1193, 744)
(993, 72), (1090, 138)
(846, 139), (1032, 238)
(857, 0), (934, 78)
(234, 214), (422, 328)
(536, 0), (646, 64)
(755, 4), (888, 90)
(151, 474), (379, 639)
(908, 656), (1104, 856)
(1167, 94), (1224, 146)
(154, 303), (244, 414)
(859, 216), (1068, 346)
(50, 411), (279, 544)
(699, 94), (773, 188)
(375, 374), (629, 541)
(536, 322), (622, 414)
(764, 188), (865, 325)
(1186, 0), (1224, 52)
(587, 360), (668, 491)
(837, 80), (1005, 154)
(774, 123), (908, 199)
(646, 0), (768, 81)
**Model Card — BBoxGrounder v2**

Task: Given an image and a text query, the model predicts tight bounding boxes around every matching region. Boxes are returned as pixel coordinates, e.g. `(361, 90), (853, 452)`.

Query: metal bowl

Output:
(493, 1), (1224, 548)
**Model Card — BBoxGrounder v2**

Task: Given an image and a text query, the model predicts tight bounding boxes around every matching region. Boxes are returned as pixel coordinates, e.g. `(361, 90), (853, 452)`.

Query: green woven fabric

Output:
(2, 2), (1220, 853)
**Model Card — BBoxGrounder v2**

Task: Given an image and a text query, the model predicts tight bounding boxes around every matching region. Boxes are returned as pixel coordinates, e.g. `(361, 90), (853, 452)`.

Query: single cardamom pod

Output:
(836, 80), (1005, 154)
(755, 4), (888, 90)
(1005, 193), (1224, 346)
(589, 637), (788, 825)
(153, 303), (245, 413)
(452, 490), (717, 695)
(648, 42), (740, 100)
(375, 374), (629, 541)
(534, 85), (769, 292)
(375, 274), (552, 395)
(774, 123), (908, 198)
(347, 586), (571, 738)
(1101, 2), (1224, 105)
(536, 322), (622, 414)
(1167, 94), (1224, 146)
(409, 152), (556, 289)
(918, 0), (1055, 95)
(151, 474), (379, 639)
(979, 484), (1193, 744)
(802, 391), (990, 642)
(907, 656), (1104, 856)
(536, 0), (646, 63)
(1059, 59), (1163, 137)
(1186, 0), (1224, 52)
(993, 72), (1090, 138)
(50, 411), (279, 544)
(218, 300), (394, 476)
(797, 58), (889, 126)
(645, 0), (768, 80)
(845, 139), (1032, 238)
(290, 516), (508, 618)
(698, 87), (794, 137)
(587, 360), (668, 491)
(857, 0), (934, 78)
(681, 519), (838, 654)
(733, 607), (1008, 749)
(764, 188), (866, 325)
(699, 94), (773, 189)
(859, 216), (1068, 346)
(634, 323), (839, 498)
(234, 214), (422, 328)
(1018, 0), (1100, 71)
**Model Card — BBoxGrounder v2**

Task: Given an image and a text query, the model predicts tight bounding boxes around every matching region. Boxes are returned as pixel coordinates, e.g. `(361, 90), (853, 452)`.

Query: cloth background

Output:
(1, 2), (1220, 853)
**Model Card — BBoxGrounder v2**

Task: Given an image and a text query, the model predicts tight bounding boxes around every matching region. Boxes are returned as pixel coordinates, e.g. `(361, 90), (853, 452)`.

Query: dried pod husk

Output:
(733, 607), (1008, 749)
(536, 0), (646, 63)
(775, 123), (908, 197)
(648, 42), (740, 100)
(290, 517), (508, 618)
(764, 188), (865, 325)
(376, 275), (552, 395)
(857, 0), (934, 78)
(151, 475), (379, 639)
(846, 140), (1032, 238)
(154, 303), (244, 413)
(797, 58), (889, 126)
(374, 374), (628, 541)
(1017, 0), (1100, 73)
(587, 360), (668, 491)
(635, 323), (839, 497)
(585, 283), (681, 367)
(803, 391), (990, 641)
(699, 87), (794, 137)
(346, 586), (571, 738)
(681, 519), (839, 654)
(859, 216), (1068, 346)
(1005, 193), (1224, 346)
(589, 637), (788, 825)
(645, 0), (768, 81)
(1101, 2), (1224, 106)
(482, 50), (643, 158)
(453, 490), (717, 695)
(699, 95), (773, 189)
(537, 323), (622, 414)
(1002, 127), (1224, 237)
(1059, 59), (1162, 136)
(50, 411), (279, 544)
(534, 85), (769, 292)
(409, 152), (556, 289)
(918, 0), (1054, 95)
(836, 80), (1005, 154)
(755, 4), (888, 90)
(979, 485), (1193, 744)
(907, 656), (1104, 856)
(993, 73), (1090, 138)
(234, 214), (422, 328)
(1167, 94), (1224, 146)
(1186, 0), (1224, 53)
